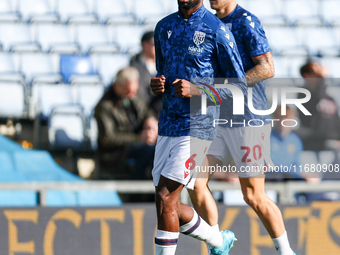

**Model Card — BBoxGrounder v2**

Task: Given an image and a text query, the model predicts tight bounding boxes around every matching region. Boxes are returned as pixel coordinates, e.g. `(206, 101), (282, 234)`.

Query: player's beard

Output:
(178, 0), (201, 10)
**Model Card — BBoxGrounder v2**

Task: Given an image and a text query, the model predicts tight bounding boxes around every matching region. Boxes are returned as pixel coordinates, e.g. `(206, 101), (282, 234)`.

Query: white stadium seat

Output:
(246, 0), (286, 26)
(321, 58), (340, 78)
(0, 53), (24, 82)
(303, 28), (340, 57)
(0, 0), (20, 22)
(266, 27), (308, 56)
(272, 56), (291, 78)
(113, 25), (146, 54)
(92, 54), (130, 86)
(75, 24), (119, 54)
(0, 23), (40, 52)
(57, 0), (97, 24)
(18, 0), (58, 23)
(284, 0), (322, 26)
(21, 53), (62, 84)
(74, 83), (104, 117)
(33, 83), (74, 119)
(0, 83), (25, 118)
(134, 0), (167, 24)
(96, 0), (135, 24)
(321, 0), (340, 26)
(48, 105), (86, 149)
(36, 24), (80, 53)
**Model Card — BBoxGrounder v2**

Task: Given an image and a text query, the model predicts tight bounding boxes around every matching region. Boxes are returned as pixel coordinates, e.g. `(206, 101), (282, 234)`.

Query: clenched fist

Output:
(150, 75), (166, 95)
(172, 79), (202, 98)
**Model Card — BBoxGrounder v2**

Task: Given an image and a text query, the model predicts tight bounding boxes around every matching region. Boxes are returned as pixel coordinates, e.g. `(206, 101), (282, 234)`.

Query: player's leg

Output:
(156, 175), (233, 255)
(239, 176), (294, 255)
(187, 155), (221, 226)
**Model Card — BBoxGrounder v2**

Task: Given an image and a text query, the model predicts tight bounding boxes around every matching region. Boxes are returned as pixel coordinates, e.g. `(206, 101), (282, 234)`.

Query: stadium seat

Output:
(284, 0), (322, 26)
(20, 53), (63, 84)
(303, 28), (340, 57)
(60, 54), (101, 84)
(288, 57), (308, 78)
(0, 83), (25, 118)
(0, 53), (24, 82)
(134, 0), (167, 24)
(74, 83), (104, 117)
(33, 83), (74, 119)
(48, 105), (86, 149)
(96, 0), (135, 24)
(272, 56), (291, 78)
(113, 25), (146, 54)
(321, 0), (340, 26)
(0, 0), (20, 22)
(300, 151), (319, 166)
(57, 0), (97, 24)
(266, 27), (308, 56)
(0, 23), (41, 52)
(36, 24), (80, 53)
(75, 24), (119, 54)
(93, 54), (130, 86)
(246, 0), (286, 26)
(18, 0), (58, 23)
(45, 190), (77, 206)
(318, 150), (336, 166)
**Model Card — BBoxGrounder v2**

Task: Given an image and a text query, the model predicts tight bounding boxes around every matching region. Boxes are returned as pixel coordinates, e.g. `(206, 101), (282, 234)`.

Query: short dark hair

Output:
(300, 60), (319, 76)
(141, 31), (154, 43)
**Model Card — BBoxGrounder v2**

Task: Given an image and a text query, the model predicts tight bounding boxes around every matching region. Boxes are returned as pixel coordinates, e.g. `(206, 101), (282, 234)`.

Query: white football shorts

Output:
(207, 124), (273, 178)
(152, 136), (212, 189)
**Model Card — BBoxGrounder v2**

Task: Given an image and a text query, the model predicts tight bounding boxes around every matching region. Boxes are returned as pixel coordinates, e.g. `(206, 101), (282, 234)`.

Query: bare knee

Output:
(156, 186), (179, 215)
(188, 179), (209, 205)
(243, 191), (267, 210)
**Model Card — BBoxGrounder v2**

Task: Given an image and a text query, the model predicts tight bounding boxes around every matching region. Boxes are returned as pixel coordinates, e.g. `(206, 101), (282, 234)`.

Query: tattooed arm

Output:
(246, 52), (275, 86)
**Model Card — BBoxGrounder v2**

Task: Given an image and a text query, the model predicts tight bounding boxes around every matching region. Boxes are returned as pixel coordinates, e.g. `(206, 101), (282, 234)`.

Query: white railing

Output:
(0, 180), (339, 206)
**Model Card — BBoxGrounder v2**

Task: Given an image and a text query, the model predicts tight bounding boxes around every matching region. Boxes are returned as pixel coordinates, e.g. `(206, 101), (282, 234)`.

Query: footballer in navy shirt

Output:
(188, 1), (297, 255)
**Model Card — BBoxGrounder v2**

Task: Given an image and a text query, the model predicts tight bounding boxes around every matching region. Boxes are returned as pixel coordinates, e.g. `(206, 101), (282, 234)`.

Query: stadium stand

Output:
(0, 0), (20, 23)
(18, 0), (58, 23)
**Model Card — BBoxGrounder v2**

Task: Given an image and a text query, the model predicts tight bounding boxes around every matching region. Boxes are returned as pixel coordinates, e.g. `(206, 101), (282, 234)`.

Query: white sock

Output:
(155, 229), (179, 255)
(179, 209), (223, 248)
(272, 231), (294, 255)
(212, 224), (219, 231)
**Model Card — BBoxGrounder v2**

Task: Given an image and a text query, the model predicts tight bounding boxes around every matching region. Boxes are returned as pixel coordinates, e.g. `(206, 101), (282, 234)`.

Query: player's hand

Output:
(150, 75), (166, 95)
(172, 79), (202, 98)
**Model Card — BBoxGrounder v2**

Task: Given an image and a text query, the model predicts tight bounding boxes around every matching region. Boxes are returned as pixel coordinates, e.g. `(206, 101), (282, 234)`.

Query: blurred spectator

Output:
(94, 67), (158, 180)
(269, 105), (320, 183)
(297, 60), (340, 151)
(130, 31), (162, 117)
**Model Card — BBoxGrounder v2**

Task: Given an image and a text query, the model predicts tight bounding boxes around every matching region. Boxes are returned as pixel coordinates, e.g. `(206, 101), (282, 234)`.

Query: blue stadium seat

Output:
(0, 82), (25, 118)
(0, 0), (20, 22)
(113, 25), (146, 54)
(46, 190), (77, 206)
(246, 0), (286, 26)
(74, 83), (104, 117)
(321, 0), (340, 26)
(0, 190), (37, 206)
(93, 54), (130, 86)
(303, 28), (340, 57)
(134, 0), (167, 24)
(32, 83), (74, 119)
(284, 0), (322, 26)
(0, 53), (24, 82)
(60, 54), (100, 84)
(18, 0), (58, 23)
(0, 23), (41, 52)
(48, 105), (86, 149)
(75, 24), (119, 54)
(266, 27), (308, 56)
(96, 0), (135, 24)
(36, 24), (80, 54)
(56, 0), (97, 24)
(21, 53), (63, 84)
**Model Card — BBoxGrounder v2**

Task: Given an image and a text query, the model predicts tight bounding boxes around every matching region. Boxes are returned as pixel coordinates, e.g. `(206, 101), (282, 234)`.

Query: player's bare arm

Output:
(246, 52), (275, 86)
(172, 79), (202, 98)
(150, 75), (166, 94)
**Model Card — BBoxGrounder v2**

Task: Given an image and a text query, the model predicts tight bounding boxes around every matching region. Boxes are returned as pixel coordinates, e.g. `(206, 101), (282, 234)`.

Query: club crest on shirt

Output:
(193, 31), (206, 46)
